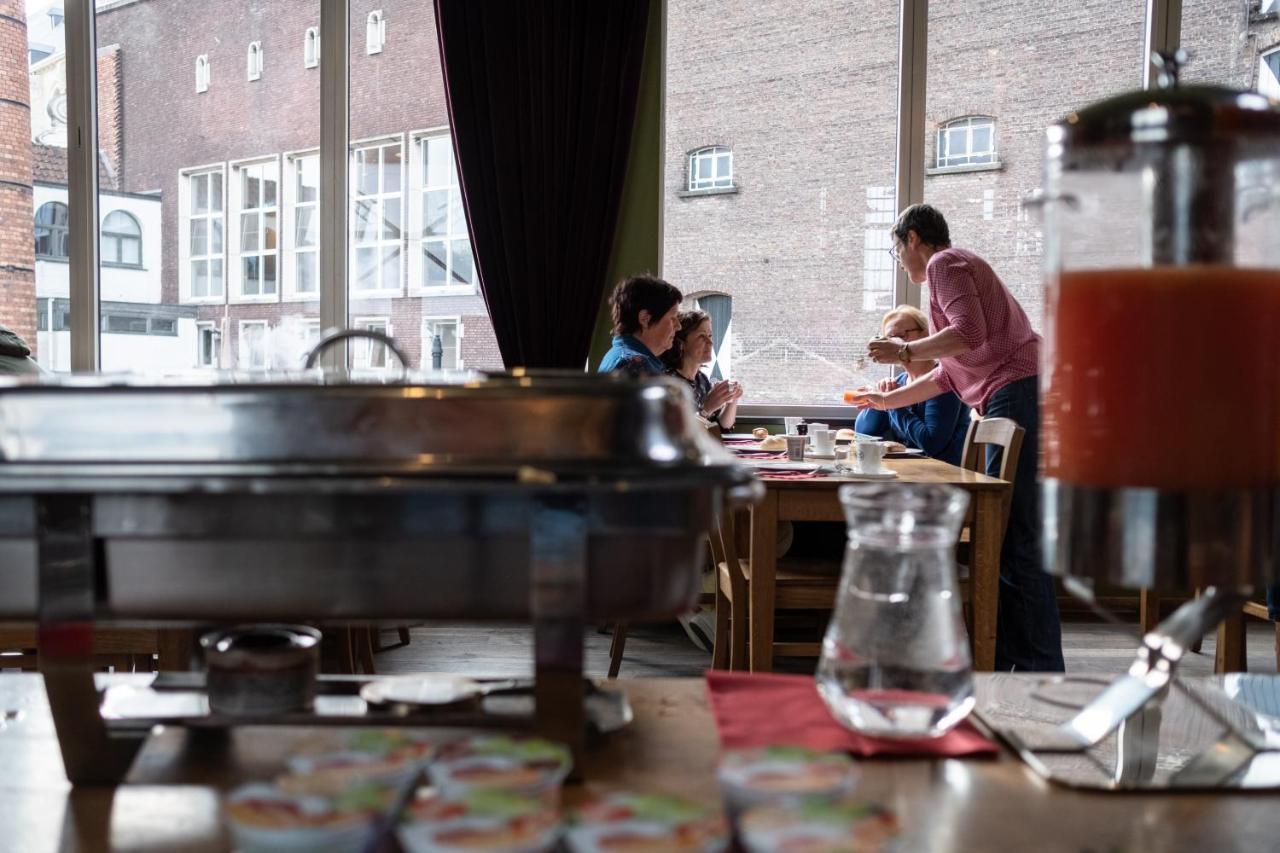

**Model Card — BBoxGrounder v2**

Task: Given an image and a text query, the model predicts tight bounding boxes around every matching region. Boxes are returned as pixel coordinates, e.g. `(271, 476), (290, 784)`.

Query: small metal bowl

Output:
(200, 624), (321, 716)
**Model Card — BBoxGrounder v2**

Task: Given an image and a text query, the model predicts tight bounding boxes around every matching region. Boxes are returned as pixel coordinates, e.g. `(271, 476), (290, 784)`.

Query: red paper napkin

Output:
(705, 671), (998, 758)
(733, 451), (788, 460)
(722, 437), (759, 446)
(755, 469), (821, 480)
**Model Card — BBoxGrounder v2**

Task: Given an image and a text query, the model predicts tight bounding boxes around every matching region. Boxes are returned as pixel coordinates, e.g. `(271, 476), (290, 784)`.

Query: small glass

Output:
(816, 483), (973, 738)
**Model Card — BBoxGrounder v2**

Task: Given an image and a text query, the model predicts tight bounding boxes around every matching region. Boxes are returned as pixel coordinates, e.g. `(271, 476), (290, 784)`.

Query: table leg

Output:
(749, 491), (778, 673)
(970, 491), (1001, 672)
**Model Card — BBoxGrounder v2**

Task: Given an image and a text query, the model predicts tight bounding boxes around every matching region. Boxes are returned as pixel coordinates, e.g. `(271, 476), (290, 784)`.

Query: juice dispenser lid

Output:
(1049, 50), (1280, 150)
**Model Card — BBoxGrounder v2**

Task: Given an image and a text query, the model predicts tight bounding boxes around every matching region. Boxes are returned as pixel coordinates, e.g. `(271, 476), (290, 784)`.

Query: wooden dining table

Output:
(749, 456), (1011, 672)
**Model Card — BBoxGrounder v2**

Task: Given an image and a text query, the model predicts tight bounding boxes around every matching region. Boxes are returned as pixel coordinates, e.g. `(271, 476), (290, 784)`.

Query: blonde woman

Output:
(852, 305), (970, 465)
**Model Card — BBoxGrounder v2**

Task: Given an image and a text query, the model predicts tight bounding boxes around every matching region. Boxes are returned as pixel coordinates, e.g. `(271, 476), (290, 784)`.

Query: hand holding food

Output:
(866, 336), (904, 365)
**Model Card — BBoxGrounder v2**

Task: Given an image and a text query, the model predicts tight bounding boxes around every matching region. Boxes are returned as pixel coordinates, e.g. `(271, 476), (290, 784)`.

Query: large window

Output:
(231, 158), (280, 300)
(34, 201), (69, 260)
(413, 132), (473, 291)
(101, 210), (142, 266)
(351, 139), (403, 294)
(423, 318), (460, 370)
(286, 152), (320, 298)
(181, 167), (226, 301)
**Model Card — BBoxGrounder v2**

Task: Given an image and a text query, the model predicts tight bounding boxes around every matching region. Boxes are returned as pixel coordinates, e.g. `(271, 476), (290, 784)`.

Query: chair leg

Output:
(1215, 610), (1247, 674)
(1139, 589), (1161, 636)
(334, 628), (357, 675)
(712, 586), (730, 671)
(730, 598), (748, 672)
(608, 623), (627, 679)
(1188, 588), (1204, 654)
(355, 627), (377, 675)
(397, 627), (412, 647)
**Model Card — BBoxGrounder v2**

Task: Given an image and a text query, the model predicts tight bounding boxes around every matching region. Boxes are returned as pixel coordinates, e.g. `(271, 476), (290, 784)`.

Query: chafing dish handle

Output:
(304, 328), (411, 371)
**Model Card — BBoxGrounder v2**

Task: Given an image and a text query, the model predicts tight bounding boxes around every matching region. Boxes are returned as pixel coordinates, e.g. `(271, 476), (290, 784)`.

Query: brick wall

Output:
(0, 0), (36, 348)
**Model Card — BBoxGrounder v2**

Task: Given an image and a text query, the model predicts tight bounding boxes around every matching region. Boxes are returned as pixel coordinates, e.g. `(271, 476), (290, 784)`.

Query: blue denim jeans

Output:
(984, 375), (1066, 672)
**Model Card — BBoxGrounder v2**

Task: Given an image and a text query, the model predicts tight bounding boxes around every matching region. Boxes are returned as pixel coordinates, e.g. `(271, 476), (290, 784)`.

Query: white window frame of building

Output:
(247, 41), (263, 81)
(178, 163), (227, 304)
(196, 320), (221, 368)
(195, 54), (210, 93)
(304, 26), (320, 68)
(34, 200), (70, 260)
(409, 128), (475, 295)
(100, 210), (142, 267)
(862, 186), (896, 311)
(350, 136), (405, 296)
(283, 150), (321, 301)
(1260, 47), (1280, 99)
(352, 317), (392, 368)
(422, 317), (462, 370)
(238, 320), (271, 370)
(691, 292), (733, 381)
(687, 146), (733, 191)
(935, 116), (998, 169)
(366, 10), (386, 54)
(229, 156), (282, 303)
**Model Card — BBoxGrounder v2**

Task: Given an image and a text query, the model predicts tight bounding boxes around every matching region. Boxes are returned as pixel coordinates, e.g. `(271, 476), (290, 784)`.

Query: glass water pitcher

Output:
(817, 483), (973, 738)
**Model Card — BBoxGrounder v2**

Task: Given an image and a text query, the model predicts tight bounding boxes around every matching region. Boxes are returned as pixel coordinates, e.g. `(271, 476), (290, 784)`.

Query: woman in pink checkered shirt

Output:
(854, 203), (1064, 673)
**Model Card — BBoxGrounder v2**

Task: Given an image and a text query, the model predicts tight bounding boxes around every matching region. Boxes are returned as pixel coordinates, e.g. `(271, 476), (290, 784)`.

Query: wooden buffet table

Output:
(751, 457), (1010, 672)
(1, 673), (1272, 852)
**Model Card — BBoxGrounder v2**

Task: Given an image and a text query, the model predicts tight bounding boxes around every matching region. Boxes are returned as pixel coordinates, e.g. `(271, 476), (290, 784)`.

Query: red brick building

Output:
(0, 0), (36, 349)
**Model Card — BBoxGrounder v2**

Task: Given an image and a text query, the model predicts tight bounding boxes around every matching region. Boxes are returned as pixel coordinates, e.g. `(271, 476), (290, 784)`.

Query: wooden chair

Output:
(955, 417), (1024, 629)
(709, 504), (841, 669)
(0, 627), (166, 673)
(1212, 597), (1280, 673)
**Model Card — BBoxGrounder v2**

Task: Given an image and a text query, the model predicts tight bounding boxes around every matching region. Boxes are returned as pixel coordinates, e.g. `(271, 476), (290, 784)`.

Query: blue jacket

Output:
(597, 335), (665, 377)
(854, 373), (970, 466)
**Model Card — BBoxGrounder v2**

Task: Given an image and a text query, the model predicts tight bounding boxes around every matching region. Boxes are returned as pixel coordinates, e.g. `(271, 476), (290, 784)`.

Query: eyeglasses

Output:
(887, 244), (902, 263)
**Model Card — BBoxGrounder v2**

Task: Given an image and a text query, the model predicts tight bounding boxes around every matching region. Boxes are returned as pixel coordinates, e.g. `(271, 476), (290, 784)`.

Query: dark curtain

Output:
(433, 0), (652, 369)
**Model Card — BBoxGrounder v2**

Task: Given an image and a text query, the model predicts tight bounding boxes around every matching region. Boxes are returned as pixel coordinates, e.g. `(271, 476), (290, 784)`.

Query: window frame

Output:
(686, 145), (734, 192)
(366, 10), (385, 55)
(283, 148), (321, 302)
(349, 134), (406, 297)
(932, 115), (1000, 172)
(195, 54), (210, 93)
(1260, 46), (1280, 99)
(196, 320), (222, 368)
(100, 209), (143, 268)
(304, 26), (320, 69)
(237, 319), (271, 370)
(408, 127), (476, 296)
(229, 155), (283, 304)
(352, 316), (392, 368)
(34, 200), (71, 261)
(422, 315), (462, 370)
(247, 41), (263, 81)
(178, 163), (228, 305)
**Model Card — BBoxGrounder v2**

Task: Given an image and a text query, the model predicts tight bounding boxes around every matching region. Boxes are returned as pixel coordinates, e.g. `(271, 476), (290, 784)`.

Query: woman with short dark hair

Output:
(662, 309), (742, 430)
(597, 275), (684, 377)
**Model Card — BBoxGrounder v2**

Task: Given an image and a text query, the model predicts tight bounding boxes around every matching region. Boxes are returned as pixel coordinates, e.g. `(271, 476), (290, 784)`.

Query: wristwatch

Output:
(897, 343), (911, 363)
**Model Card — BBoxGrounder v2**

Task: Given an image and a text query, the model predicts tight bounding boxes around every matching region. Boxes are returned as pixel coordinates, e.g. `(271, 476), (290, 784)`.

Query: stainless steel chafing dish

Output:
(0, 365), (757, 784)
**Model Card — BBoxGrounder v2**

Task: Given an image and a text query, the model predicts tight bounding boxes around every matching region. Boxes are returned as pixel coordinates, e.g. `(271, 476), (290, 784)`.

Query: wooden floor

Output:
(372, 618), (1280, 679)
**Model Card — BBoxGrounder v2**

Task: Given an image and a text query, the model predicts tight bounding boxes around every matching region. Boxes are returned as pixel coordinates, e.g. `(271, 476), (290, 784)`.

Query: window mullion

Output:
(319, 0), (351, 367)
(65, 0), (101, 371)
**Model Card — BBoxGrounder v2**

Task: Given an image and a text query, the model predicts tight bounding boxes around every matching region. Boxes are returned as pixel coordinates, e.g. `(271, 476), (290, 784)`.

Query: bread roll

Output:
(752, 427), (769, 440)
(759, 435), (788, 451)
(836, 428), (856, 441)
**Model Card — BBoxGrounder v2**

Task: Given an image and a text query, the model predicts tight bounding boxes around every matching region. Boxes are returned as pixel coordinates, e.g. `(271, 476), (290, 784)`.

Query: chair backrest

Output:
(713, 500), (748, 588)
(959, 416), (1025, 539)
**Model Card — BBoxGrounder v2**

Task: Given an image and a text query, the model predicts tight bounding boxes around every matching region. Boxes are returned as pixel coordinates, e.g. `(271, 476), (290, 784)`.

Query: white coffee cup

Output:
(811, 428), (835, 454)
(806, 423), (829, 446)
(853, 438), (886, 474)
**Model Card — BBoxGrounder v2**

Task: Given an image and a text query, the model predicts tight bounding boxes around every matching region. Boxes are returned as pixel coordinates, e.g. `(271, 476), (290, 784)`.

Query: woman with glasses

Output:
(854, 203), (1063, 674)
(853, 305), (969, 465)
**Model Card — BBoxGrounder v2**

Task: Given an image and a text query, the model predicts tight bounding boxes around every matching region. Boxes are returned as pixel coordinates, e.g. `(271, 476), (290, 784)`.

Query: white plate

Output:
(840, 467), (898, 479)
(748, 461), (822, 473)
(807, 451), (836, 460)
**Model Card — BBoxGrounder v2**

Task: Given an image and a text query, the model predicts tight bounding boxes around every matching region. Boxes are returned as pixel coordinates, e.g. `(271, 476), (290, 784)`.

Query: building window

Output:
(101, 210), (142, 266)
(367, 10), (385, 54)
(289, 153), (319, 297)
(183, 167), (225, 300)
(247, 42), (263, 81)
(862, 186), (896, 311)
(1261, 48), (1280, 99)
(195, 54), (210, 93)
(353, 317), (391, 368)
(423, 318), (460, 370)
(693, 293), (733, 381)
(197, 321), (221, 368)
(232, 159), (279, 299)
(238, 320), (270, 370)
(936, 116), (997, 169)
(100, 312), (178, 336)
(416, 133), (473, 289)
(304, 27), (320, 68)
(351, 139), (403, 293)
(34, 201), (69, 260)
(688, 146), (733, 191)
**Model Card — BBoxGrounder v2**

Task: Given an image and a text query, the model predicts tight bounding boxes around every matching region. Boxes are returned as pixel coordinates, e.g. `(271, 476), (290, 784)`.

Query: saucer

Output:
(841, 467), (897, 480)
(807, 450), (837, 460)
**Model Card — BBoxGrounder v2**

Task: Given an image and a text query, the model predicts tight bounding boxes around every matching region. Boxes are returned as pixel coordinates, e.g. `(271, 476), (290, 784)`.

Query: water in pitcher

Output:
(816, 484), (974, 738)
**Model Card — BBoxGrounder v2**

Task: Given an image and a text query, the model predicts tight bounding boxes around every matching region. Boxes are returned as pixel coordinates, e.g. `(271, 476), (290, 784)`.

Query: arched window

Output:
(688, 146), (733, 191)
(304, 27), (320, 69)
(693, 292), (733, 380)
(936, 116), (997, 169)
(246, 41), (263, 81)
(34, 201), (69, 260)
(366, 10), (385, 55)
(195, 54), (210, 93)
(101, 210), (142, 266)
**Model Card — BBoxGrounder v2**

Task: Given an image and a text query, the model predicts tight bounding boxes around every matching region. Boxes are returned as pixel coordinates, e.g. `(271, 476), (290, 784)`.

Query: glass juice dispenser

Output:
(1035, 54), (1280, 751)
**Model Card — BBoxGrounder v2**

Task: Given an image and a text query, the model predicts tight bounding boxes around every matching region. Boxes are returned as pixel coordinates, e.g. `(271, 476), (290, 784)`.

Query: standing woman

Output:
(662, 309), (742, 430)
(598, 275), (684, 377)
